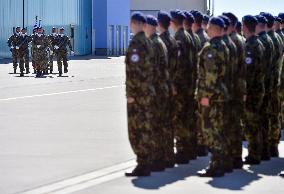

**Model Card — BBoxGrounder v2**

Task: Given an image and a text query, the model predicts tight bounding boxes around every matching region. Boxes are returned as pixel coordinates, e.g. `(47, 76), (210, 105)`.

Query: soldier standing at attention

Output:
(7, 26), (21, 74)
(18, 28), (32, 76)
(48, 27), (58, 74)
(197, 17), (229, 177)
(157, 11), (179, 168)
(144, 15), (169, 172)
(255, 15), (275, 161)
(170, 10), (193, 164)
(32, 27), (52, 77)
(54, 27), (74, 76)
(125, 12), (155, 177)
(183, 11), (201, 160)
(242, 15), (265, 165)
(261, 12), (284, 157)
(191, 10), (210, 48)
(218, 15), (238, 173)
(223, 12), (246, 169)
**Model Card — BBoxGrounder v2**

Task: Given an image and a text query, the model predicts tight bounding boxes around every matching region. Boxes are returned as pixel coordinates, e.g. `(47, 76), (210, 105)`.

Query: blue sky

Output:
(214, 0), (284, 19)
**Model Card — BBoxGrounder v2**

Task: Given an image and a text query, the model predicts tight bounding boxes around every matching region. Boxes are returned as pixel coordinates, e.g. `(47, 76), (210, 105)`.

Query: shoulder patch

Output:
(130, 54), (140, 63)
(207, 52), (213, 59)
(245, 57), (252, 65)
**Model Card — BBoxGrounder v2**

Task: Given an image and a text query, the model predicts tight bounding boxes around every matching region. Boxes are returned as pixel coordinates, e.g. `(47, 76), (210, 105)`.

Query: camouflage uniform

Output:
(48, 33), (58, 73)
(32, 34), (51, 76)
(173, 28), (194, 162)
(258, 31), (275, 159)
(277, 29), (284, 130)
(244, 35), (265, 162)
(125, 31), (155, 167)
(159, 30), (178, 165)
(222, 34), (238, 170)
(149, 33), (169, 167)
(229, 31), (246, 166)
(7, 33), (21, 71)
(195, 28), (210, 155)
(198, 36), (229, 172)
(267, 30), (284, 155)
(55, 34), (73, 75)
(18, 34), (32, 74)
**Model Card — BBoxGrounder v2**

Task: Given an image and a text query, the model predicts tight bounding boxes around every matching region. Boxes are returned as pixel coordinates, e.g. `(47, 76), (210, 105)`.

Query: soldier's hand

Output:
(172, 86), (177, 96)
(243, 95), (247, 102)
(200, 97), (209, 107)
(16, 46), (19, 50)
(127, 97), (135, 104)
(10, 46), (14, 49)
(54, 45), (59, 50)
(50, 50), (53, 55)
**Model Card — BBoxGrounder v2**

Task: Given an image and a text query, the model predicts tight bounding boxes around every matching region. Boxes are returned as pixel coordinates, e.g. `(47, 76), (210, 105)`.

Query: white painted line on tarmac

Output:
(19, 159), (136, 194)
(0, 85), (124, 102)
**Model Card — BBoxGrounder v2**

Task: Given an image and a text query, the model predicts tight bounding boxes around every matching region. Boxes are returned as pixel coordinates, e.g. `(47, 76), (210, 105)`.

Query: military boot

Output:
(125, 165), (151, 177)
(233, 157), (243, 169)
(244, 156), (261, 165)
(151, 161), (166, 172)
(198, 166), (225, 177)
(270, 145), (279, 157)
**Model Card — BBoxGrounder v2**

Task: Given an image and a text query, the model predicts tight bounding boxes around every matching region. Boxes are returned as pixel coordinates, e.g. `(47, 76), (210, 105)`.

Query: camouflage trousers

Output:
(268, 91), (281, 147)
(202, 102), (226, 169)
(18, 49), (30, 72)
(260, 94), (271, 157)
(12, 50), (19, 69)
(244, 95), (263, 161)
(151, 94), (173, 164)
(127, 99), (153, 166)
(56, 50), (68, 72)
(173, 87), (191, 156)
(33, 50), (48, 71)
(224, 100), (244, 167)
(49, 53), (54, 72)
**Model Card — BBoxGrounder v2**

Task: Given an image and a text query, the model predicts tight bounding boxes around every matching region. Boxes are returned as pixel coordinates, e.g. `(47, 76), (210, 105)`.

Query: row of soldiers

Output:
(7, 26), (74, 77)
(125, 10), (284, 177)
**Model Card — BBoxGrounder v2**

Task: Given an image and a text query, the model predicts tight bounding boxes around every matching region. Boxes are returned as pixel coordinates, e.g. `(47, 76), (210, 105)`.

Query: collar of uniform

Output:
(245, 35), (258, 43)
(258, 31), (267, 36)
(160, 30), (170, 37)
(187, 28), (194, 34)
(133, 31), (145, 39)
(210, 36), (223, 44)
(150, 33), (158, 40)
(195, 28), (204, 34)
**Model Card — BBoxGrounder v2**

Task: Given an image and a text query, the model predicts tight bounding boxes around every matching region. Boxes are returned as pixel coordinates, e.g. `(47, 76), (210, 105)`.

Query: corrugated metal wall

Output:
(0, 0), (92, 58)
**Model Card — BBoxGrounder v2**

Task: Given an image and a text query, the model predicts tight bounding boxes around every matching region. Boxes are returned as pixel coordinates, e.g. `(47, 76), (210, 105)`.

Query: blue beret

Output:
(242, 15), (258, 25)
(131, 12), (146, 23)
(275, 16), (282, 23)
(236, 21), (242, 29)
(170, 10), (185, 22)
(223, 12), (238, 26)
(183, 11), (195, 23)
(278, 13), (284, 20)
(219, 15), (231, 28)
(203, 14), (210, 23)
(60, 27), (64, 30)
(191, 10), (203, 21)
(260, 12), (275, 26)
(255, 15), (267, 24)
(209, 17), (225, 28)
(146, 15), (158, 26)
(158, 11), (171, 24)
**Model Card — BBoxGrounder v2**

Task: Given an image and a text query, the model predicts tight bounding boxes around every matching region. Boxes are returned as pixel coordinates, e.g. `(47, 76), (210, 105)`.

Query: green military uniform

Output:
(32, 33), (51, 77)
(222, 34), (238, 172)
(244, 35), (265, 164)
(258, 31), (275, 160)
(54, 34), (73, 76)
(195, 28), (209, 48)
(267, 30), (284, 156)
(7, 32), (21, 73)
(229, 31), (246, 167)
(159, 30), (178, 167)
(149, 33), (169, 170)
(48, 33), (58, 73)
(198, 36), (229, 176)
(173, 27), (194, 163)
(18, 33), (32, 75)
(125, 31), (155, 170)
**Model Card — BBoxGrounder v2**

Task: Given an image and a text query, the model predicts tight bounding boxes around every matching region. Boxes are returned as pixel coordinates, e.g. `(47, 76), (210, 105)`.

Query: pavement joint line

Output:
(0, 85), (125, 102)
(19, 159), (136, 194)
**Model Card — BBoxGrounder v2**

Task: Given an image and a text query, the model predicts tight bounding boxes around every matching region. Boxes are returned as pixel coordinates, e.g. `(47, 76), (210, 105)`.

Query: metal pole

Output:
(23, 0), (25, 28)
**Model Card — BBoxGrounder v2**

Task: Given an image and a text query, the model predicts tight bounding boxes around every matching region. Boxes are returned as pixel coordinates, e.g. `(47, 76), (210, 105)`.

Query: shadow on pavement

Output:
(132, 156), (209, 190)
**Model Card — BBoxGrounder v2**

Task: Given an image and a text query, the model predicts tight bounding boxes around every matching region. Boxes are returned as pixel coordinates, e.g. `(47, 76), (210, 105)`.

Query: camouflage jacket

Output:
(244, 35), (265, 109)
(48, 33), (59, 48)
(174, 28), (195, 94)
(150, 33), (169, 97)
(18, 34), (32, 51)
(267, 31), (284, 91)
(125, 31), (155, 102)
(159, 30), (178, 94)
(258, 31), (275, 93)
(198, 36), (230, 102)
(230, 32), (246, 100)
(195, 28), (209, 48)
(32, 34), (51, 54)
(55, 35), (73, 52)
(7, 33), (21, 48)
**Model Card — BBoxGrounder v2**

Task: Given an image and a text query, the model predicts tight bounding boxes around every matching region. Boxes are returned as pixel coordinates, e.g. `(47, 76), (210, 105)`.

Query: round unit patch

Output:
(207, 53), (213, 59)
(245, 57), (252, 65)
(131, 54), (140, 63)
